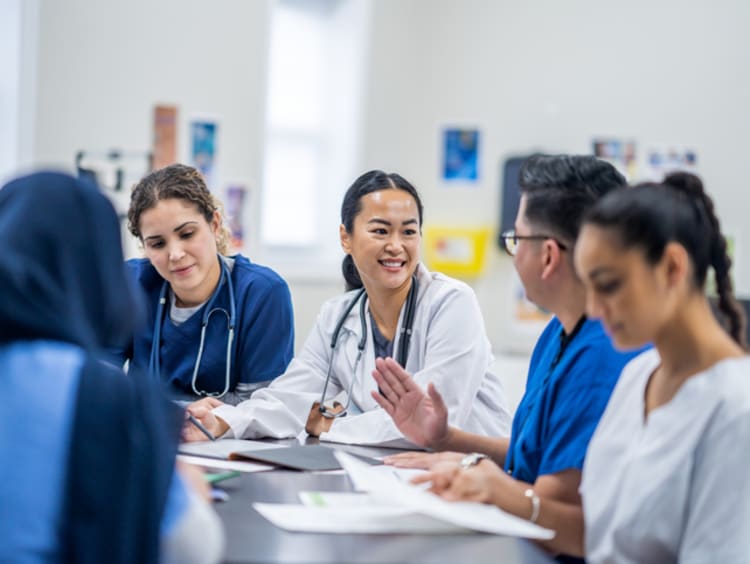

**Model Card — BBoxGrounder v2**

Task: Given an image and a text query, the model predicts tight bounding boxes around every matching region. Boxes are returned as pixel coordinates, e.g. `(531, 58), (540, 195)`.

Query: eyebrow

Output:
(144, 221), (198, 241)
(587, 266), (617, 279)
(367, 218), (419, 227)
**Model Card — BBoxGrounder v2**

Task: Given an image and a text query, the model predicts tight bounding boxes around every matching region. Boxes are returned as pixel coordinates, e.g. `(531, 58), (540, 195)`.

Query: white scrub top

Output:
(213, 263), (511, 445)
(581, 348), (750, 564)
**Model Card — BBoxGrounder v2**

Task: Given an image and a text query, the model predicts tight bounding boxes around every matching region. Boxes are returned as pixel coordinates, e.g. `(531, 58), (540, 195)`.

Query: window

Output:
(260, 0), (371, 276)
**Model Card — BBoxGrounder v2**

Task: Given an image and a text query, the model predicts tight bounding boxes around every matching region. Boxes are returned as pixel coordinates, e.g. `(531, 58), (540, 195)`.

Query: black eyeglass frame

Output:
(500, 229), (568, 257)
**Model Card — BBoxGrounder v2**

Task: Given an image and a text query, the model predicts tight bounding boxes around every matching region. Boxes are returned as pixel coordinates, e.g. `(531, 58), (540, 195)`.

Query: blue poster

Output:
(190, 120), (217, 185)
(442, 128), (479, 182)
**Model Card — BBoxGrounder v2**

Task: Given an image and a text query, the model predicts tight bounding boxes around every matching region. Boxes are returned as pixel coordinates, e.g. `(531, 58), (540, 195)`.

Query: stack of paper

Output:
(253, 452), (555, 539)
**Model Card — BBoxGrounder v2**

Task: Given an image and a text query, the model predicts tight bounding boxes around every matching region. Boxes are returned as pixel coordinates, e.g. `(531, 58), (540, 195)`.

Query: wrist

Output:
(431, 425), (456, 451)
(524, 488), (541, 523)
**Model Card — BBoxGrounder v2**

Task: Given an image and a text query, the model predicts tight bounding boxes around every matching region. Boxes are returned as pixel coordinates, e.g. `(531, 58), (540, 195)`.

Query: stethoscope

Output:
(149, 256), (236, 398)
(318, 274), (419, 418)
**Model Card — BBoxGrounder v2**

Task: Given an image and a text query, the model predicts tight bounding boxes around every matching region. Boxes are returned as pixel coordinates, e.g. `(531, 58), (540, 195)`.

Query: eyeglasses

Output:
(500, 229), (567, 257)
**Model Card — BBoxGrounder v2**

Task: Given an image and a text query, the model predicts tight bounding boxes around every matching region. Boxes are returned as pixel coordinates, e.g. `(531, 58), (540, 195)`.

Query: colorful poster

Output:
(644, 147), (698, 181)
(442, 128), (480, 182)
(225, 184), (248, 251)
(592, 138), (637, 180)
(190, 119), (218, 185)
(152, 105), (177, 171)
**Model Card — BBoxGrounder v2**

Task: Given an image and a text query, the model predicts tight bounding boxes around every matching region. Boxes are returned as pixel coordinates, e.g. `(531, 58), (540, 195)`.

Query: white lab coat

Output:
(213, 264), (511, 445)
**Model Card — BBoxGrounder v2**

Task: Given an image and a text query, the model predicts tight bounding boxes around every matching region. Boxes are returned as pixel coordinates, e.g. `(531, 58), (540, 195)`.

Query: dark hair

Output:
(583, 172), (746, 346)
(128, 163), (230, 254)
(519, 154), (627, 244)
(340, 170), (424, 291)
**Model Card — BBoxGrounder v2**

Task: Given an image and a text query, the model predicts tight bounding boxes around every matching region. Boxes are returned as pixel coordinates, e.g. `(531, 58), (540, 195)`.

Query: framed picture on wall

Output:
(441, 128), (480, 183)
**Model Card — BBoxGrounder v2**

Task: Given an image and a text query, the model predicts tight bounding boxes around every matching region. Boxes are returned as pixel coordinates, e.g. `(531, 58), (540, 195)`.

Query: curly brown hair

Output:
(128, 163), (230, 255)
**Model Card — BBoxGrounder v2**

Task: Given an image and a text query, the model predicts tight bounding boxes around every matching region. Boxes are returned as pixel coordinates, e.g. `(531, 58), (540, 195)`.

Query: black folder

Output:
(229, 444), (382, 471)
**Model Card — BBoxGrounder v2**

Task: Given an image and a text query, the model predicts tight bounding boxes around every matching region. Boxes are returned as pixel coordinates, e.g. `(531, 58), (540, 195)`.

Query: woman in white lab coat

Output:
(184, 169), (510, 445)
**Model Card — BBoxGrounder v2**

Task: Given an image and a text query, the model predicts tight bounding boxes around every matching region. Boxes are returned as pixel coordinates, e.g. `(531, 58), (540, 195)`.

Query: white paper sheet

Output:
(253, 503), (473, 534)
(178, 439), (281, 460)
(334, 451), (555, 540)
(177, 454), (274, 473)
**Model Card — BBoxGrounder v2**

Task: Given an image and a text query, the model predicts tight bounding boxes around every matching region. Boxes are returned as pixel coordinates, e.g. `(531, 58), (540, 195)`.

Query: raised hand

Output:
(371, 356), (449, 449)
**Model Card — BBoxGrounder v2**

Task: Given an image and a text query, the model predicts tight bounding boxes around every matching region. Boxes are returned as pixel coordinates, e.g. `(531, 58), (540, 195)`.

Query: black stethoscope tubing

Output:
(318, 274), (419, 417)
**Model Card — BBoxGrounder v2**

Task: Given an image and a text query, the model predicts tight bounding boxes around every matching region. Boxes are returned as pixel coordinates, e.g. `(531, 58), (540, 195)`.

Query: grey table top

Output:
(210, 440), (555, 564)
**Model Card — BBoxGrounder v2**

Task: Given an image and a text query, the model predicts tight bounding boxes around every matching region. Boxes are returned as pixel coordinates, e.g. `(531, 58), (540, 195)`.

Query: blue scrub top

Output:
(505, 317), (644, 484)
(123, 254), (294, 398)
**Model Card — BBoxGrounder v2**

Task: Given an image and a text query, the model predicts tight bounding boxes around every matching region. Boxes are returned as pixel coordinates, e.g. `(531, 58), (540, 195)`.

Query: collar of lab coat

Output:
(337, 263), (430, 368)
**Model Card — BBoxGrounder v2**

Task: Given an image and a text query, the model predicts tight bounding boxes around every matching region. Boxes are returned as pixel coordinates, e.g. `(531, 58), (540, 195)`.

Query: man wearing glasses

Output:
(373, 154), (645, 561)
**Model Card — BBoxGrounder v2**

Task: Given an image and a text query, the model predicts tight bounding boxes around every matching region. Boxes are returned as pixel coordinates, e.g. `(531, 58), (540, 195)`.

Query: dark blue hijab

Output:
(0, 171), (182, 564)
(0, 171), (137, 349)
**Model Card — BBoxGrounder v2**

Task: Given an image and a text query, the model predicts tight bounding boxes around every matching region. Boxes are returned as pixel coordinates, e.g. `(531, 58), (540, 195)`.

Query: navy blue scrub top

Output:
(122, 255), (294, 398)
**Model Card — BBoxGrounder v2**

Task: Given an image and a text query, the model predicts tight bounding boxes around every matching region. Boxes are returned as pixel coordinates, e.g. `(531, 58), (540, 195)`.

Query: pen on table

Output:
(187, 413), (217, 441)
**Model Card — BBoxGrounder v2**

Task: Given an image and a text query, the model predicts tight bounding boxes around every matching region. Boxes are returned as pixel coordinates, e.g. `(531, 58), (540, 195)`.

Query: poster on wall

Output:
(190, 119), (218, 186)
(152, 105), (178, 171)
(225, 184), (248, 251)
(442, 128), (480, 183)
(644, 147), (698, 181)
(592, 138), (637, 180)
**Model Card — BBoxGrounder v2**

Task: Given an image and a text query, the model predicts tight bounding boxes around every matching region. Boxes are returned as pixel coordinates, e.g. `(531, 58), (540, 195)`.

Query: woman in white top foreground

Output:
(184, 170), (510, 445)
(574, 171), (750, 564)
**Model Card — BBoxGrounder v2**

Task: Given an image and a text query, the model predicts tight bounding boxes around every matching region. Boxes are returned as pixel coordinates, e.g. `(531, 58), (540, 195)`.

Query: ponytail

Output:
(663, 173), (747, 347)
(342, 254), (363, 291)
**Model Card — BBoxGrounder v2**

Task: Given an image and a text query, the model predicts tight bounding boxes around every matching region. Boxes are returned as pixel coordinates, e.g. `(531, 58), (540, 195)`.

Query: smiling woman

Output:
(183, 169), (511, 446)
(113, 164), (295, 405)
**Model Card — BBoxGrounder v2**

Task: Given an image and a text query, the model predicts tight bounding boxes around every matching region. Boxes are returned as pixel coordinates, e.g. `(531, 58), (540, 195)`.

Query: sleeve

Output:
(537, 346), (621, 476)
(678, 410), (750, 561)
(322, 284), (506, 445)
(234, 276), (294, 386)
(213, 305), (335, 439)
(159, 472), (225, 564)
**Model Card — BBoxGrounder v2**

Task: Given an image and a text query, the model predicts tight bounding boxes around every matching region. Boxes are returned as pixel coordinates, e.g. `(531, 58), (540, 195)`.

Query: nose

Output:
(168, 241), (186, 262)
(585, 290), (605, 320)
(384, 234), (404, 254)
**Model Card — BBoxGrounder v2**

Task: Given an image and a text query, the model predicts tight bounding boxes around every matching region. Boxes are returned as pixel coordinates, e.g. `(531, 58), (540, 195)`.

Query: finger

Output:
(384, 452), (433, 468)
(377, 357), (409, 397)
(370, 390), (394, 415)
(372, 367), (399, 402)
(410, 472), (434, 486)
(427, 383), (448, 416)
(383, 357), (418, 393)
(204, 397), (225, 408)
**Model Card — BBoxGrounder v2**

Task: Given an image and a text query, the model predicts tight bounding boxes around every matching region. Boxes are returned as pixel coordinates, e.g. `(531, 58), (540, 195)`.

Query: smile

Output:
(379, 259), (406, 269)
(172, 265), (195, 276)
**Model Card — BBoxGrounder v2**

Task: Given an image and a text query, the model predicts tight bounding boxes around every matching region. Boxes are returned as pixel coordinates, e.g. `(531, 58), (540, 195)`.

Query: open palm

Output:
(371, 357), (448, 448)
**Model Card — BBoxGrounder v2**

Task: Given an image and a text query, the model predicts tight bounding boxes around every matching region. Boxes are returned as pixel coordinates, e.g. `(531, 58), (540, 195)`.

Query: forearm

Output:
(485, 469), (584, 557)
(436, 427), (509, 466)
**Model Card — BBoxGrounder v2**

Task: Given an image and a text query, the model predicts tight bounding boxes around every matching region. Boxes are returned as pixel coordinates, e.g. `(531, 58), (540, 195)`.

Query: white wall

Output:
(21, 0), (750, 353)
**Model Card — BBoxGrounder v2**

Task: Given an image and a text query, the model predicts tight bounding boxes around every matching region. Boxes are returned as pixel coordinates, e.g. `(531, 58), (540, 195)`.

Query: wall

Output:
(22, 0), (750, 353)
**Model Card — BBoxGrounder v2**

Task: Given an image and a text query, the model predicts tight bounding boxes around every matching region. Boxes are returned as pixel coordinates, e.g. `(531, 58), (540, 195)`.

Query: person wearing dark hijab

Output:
(0, 171), (223, 564)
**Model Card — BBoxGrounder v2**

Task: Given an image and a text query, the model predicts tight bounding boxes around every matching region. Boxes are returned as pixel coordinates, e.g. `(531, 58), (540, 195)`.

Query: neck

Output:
(653, 294), (743, 381)
(173, 256), (222, 308)
(550, 281), (587, 335)
(366, 276), (413, 341)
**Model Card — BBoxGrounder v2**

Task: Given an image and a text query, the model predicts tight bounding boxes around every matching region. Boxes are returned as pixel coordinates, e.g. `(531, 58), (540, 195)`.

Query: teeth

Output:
(381, 261), (402, 267)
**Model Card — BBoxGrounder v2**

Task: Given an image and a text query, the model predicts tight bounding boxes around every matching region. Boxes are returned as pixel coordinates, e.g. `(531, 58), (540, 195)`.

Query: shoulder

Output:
(230, 255), (290, 295)
(701, 356), (750, 424)
(415, 264), (479, 308)
(125, 258), (162, 293)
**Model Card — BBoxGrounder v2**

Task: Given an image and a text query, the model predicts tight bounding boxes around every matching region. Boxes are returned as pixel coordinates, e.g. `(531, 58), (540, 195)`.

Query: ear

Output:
(339, 224), (351, 254)
(661, 242), (690, 289)
(210, 210), (221, 235)
(540, 239), (563, 281)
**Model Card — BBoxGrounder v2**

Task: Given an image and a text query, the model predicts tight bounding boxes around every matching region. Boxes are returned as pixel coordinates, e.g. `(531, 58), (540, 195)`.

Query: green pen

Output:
(203, 470), (241, 484)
